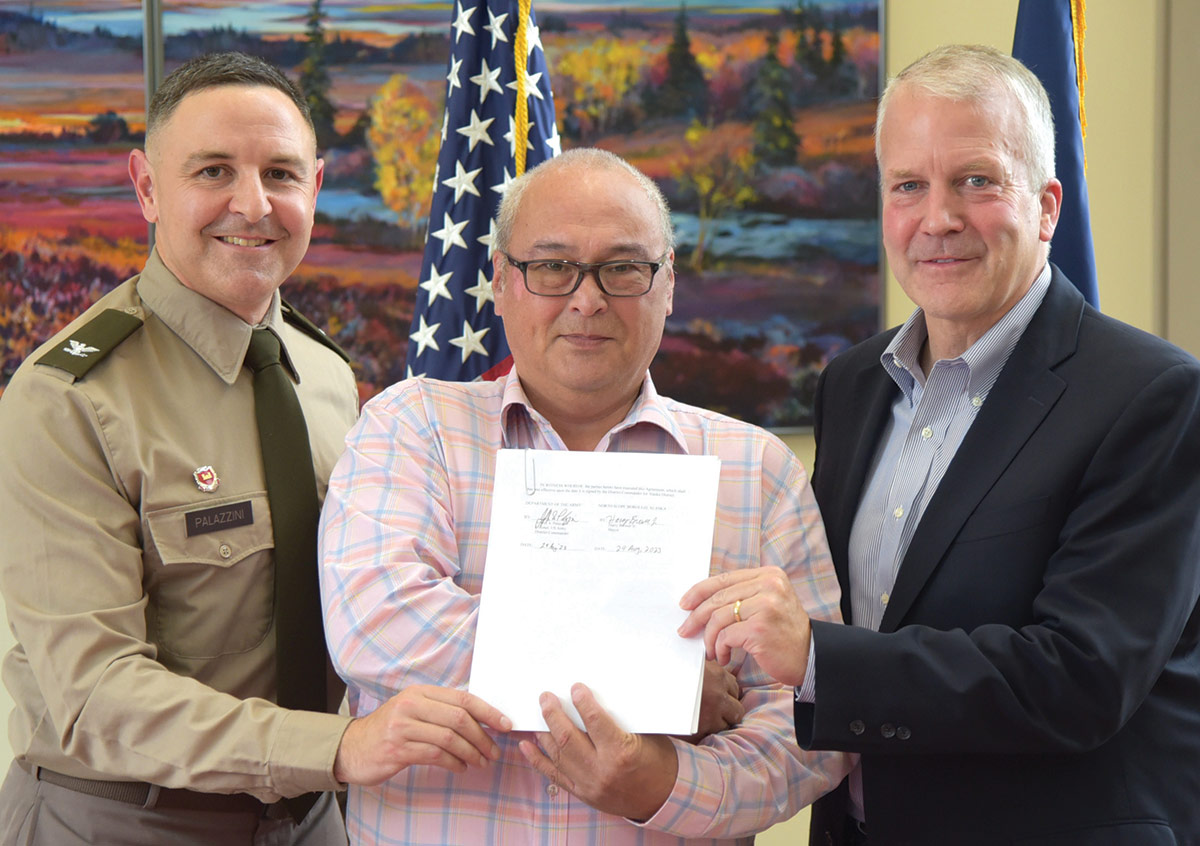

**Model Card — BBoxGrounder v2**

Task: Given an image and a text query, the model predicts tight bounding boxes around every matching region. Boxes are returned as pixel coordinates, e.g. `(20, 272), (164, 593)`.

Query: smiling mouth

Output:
(218, 236), (272, 247)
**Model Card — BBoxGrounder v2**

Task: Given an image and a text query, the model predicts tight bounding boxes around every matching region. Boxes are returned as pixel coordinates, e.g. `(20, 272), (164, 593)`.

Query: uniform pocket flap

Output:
(145, 493), (274, 568)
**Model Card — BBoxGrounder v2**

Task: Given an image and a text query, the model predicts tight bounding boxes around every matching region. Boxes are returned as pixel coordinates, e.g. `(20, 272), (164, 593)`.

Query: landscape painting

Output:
(0, 0), (881, 428)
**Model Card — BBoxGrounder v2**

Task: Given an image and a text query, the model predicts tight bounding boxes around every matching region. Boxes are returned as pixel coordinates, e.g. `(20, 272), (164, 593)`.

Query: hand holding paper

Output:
(518, 683), (679, 822)
(678, 566), (813, 687)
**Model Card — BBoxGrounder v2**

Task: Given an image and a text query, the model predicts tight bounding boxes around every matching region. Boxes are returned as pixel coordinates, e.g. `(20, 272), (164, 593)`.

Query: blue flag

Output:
(406, 0), (560, 380)
(1013, 0), (1099, 308)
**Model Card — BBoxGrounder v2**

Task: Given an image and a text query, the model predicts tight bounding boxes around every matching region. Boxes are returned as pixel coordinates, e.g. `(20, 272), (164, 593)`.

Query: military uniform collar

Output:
(136, 250), (293, 386)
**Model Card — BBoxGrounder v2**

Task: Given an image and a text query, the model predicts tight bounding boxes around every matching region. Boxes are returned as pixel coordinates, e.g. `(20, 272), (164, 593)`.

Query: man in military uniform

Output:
(0, 53), (510, 846)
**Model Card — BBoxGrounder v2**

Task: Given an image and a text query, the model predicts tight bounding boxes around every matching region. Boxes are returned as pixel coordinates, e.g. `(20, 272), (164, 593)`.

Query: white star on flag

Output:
(452, 2), (476, 42)
(491, 167), (514, 197)
(525, 20), (542, 56)
(544, 123), (562, 157)
(409, 315), (442, 356)
(447, 56), (463, 92)
(484, 9), (509, 50)
(450, 321), (491, 362)
(506, 69), (545, 101)
(476, 217), (497, 260)
(420, 266), (454, 305)
(464, 269), (496, 311)
(457, 109), (495, 151)
(442, 160), (483, 203)
(471, 58), (504, 104)
(431, 212), (470, 255)
(503, 116), (534, 156)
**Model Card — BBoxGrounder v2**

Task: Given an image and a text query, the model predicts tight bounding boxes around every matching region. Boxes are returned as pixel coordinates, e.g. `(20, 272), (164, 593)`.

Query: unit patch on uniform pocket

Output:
(185, 501), (254, 537)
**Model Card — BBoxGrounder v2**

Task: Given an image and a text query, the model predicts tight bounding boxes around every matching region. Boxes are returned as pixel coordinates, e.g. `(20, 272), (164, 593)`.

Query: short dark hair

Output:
(146, 52), (314, 145)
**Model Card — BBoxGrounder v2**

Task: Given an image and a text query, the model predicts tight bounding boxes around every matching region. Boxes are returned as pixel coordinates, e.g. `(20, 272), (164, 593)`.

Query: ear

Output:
(1039, 178), (1063, 243)
(662, 250), (675, 317)
(491, 251), (508, 316)
(312, 157), (325, 208)
(128, 149), (158, 224)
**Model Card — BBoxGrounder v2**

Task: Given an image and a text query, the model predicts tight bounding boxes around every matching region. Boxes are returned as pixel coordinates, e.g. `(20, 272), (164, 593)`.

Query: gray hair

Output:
(875, 44), (1055, 192)
(146, 52), (314, 151)
(494, 148), (676, 253)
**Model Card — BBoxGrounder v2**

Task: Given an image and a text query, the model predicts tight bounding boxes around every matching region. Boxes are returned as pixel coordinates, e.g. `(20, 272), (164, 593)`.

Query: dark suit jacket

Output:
(799, 267), (1200, 846)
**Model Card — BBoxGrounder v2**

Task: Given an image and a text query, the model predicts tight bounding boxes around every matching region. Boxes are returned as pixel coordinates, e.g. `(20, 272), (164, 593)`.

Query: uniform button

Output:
(971, 395), (983, 408)
(921, 426), (933, 439)
(219, 543), (232, 559)
(897, 725), (912, 740)
(880, 592), (889, 606)
(892, 506), (904, 519)
(546, 783), (559, 797)
(881, 723), (896, 739)
(849, 720), (865, 735)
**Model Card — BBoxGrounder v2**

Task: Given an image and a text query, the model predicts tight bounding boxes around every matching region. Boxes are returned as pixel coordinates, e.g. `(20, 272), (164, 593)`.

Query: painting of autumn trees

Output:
(0, 0), (879, 427)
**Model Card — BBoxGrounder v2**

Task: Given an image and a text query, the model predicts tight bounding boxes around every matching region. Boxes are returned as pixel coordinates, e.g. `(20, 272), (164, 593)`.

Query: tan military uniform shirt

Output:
(0, 251), (357, 801)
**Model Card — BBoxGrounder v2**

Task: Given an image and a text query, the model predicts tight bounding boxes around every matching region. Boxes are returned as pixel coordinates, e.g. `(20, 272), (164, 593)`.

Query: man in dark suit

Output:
(679, 44), (1200, 845)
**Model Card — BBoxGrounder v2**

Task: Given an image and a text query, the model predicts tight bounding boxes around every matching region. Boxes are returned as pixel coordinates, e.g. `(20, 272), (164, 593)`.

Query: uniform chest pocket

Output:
(143, 493), (276, 659)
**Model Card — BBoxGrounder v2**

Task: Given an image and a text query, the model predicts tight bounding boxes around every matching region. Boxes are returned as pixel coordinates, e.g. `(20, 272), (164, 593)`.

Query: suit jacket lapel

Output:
(878, 270), (1086, 632)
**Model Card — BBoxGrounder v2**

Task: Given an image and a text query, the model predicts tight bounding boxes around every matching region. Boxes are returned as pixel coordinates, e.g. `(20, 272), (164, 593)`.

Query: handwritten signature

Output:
(534, 507), (578, 530)
(602, 514), (660, 530)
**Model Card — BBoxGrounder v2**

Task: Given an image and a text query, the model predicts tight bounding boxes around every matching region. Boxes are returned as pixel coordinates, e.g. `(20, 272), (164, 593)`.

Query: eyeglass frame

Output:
(500, 251), (669, 298)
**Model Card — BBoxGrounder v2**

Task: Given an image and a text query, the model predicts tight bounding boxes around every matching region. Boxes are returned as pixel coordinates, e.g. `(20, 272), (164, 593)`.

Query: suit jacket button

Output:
(881, 723), (896, 739)
(850, 719), (865, 735)
(897, 725), (912, 740)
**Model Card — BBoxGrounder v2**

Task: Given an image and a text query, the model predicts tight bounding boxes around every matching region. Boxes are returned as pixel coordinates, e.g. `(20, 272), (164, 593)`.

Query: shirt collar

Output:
(499, 368), (690, 452)
(881, 262), (1053, 402)
(136, 250), (291, 385)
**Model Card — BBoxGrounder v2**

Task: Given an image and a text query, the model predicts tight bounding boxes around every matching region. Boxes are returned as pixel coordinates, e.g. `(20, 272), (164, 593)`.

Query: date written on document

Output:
(612, 543), (663, 556)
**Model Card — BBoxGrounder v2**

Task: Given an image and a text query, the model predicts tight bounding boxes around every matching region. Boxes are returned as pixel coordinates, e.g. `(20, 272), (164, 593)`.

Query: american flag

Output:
(406, 0), (560, 380)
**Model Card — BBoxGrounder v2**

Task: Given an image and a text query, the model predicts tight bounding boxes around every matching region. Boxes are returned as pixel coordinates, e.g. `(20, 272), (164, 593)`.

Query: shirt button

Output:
(897, 725), (912, 740)
(849, 720), (865, 735)
(546, 783), (559, 797)
(880, 592), (889, 606)
(219, 544), (232, 559)
(124, 307), (139, 316)
(892, 506), (904, 519)
(971, 396), (983, 408)
(921, 426), (933, 439)
(881, 723), (896, 739)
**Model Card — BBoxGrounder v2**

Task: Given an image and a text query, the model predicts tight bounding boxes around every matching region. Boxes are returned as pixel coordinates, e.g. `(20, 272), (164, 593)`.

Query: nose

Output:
(920, 183), (965, 236)
(567, 270), (608, 316)
(228, 174), (271, 222)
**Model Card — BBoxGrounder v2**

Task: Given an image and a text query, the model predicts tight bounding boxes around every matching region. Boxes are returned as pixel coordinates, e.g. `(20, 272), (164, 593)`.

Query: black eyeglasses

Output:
(502, 252), (668, 297)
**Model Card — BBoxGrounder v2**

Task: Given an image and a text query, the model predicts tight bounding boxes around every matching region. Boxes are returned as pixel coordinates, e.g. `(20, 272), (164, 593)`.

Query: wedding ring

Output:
(733, 599), (742, 623)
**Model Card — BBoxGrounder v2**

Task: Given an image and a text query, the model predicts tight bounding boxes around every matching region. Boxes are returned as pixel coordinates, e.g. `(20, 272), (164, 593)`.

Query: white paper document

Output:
(467, 448), (721, 734)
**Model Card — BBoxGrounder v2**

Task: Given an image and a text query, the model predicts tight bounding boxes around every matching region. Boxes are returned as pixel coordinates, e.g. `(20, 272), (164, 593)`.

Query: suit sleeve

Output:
(799, 359), (1200, 755)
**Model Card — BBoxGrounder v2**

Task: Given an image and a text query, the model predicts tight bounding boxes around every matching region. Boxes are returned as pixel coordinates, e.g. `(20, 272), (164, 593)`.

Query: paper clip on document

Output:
(524, 449), (537, 495)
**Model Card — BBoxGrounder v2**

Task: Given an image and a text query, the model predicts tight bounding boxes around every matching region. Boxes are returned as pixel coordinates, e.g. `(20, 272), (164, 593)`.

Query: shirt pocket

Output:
(143, 493), (275, 659)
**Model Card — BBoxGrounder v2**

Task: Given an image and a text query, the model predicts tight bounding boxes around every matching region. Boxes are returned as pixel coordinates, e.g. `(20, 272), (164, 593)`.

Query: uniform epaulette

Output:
(281, 299), (351, 364)
(36, 308), (144, 381)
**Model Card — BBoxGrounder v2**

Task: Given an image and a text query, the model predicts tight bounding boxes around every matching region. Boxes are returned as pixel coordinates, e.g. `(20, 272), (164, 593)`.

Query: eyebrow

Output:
(181, 151), (310, 170)
(526, 240), (658, 259)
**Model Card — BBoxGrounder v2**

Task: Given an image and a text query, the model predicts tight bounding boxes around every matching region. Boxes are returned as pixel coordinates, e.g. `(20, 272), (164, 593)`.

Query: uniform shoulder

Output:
(281, 299), (350, 363)
(32, 283), (144, 383)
